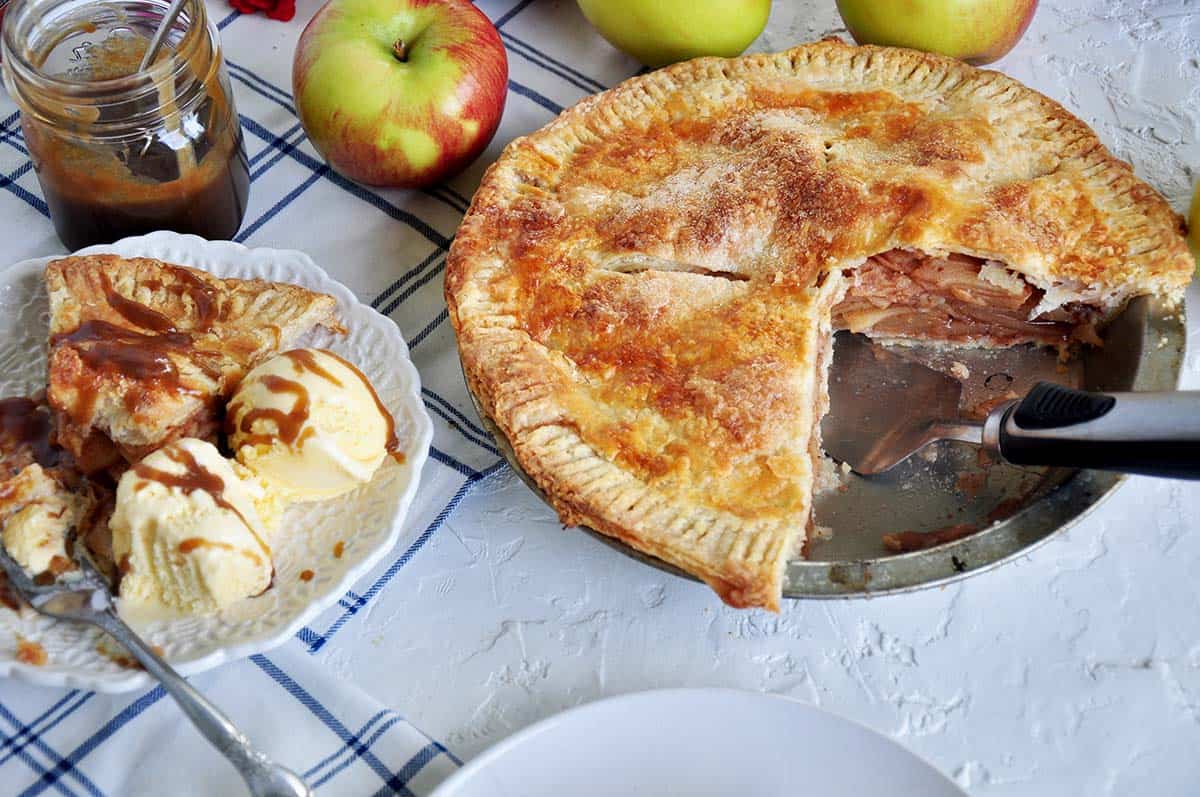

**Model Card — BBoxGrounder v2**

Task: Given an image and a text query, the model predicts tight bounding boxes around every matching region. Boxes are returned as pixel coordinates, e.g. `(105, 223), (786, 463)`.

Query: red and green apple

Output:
(293, 0), (508, 188)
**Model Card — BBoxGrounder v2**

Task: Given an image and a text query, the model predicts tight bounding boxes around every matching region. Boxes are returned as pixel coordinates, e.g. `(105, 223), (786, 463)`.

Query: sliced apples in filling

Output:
(833, 249), (1104, 347)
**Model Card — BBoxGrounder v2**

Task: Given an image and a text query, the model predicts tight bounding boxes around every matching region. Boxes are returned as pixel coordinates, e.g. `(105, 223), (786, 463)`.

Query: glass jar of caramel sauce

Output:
(1, 0), (249, 250)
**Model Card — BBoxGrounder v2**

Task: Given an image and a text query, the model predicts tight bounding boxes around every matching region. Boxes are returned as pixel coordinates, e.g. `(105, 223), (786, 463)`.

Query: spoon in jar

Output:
(138, 0), (189, 72)
(0, 539), (312, 797)
(136, 0), (199, 176)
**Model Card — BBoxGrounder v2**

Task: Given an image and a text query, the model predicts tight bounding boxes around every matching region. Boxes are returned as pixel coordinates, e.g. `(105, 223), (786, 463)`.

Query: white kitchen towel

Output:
(0, 0), (645, 794)
(0, 640), (460, 796)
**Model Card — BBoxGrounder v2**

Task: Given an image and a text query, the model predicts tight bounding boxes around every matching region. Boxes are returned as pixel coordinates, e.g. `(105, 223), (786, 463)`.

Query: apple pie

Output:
(46, 255), (344, 474)
(446, 40), (1192, 610)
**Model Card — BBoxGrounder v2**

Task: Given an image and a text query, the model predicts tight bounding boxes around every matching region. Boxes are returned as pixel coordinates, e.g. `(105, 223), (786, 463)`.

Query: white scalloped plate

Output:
(0, 231), (433, 692)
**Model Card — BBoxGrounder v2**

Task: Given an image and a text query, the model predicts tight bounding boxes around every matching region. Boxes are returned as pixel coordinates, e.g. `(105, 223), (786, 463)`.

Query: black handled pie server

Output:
(821, 333), (1200, 480)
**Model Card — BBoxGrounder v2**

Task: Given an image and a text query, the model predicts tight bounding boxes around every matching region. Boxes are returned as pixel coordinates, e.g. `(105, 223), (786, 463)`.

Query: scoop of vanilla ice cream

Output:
(110, 438), (273, 614)
(227, 349), (393, 501)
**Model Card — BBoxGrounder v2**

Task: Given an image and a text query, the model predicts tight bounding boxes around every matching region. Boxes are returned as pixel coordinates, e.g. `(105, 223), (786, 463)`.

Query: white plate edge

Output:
(429, 687), (967, 796)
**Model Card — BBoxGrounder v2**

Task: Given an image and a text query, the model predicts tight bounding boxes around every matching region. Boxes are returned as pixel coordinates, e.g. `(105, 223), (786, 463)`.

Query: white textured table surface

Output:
(322, 3), (1200, 794)
(2, 1), (1199, 794)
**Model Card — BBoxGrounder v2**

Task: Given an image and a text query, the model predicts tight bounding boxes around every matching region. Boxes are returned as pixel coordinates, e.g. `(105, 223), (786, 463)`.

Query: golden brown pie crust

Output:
(445, 40), (1193, 610)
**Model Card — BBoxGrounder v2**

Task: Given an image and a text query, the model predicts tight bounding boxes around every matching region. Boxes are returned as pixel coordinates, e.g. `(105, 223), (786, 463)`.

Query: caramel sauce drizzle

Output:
(314, 350), (405, 464)
(47, 555), (75, 576)
(226, 349), (403, 465)
(132, 444), (251, 530)
(59, 321), (184, 380)
(230, 375), (310, 448)
(0, 396), (61, 468)
(51, 318), (227, 422)
(284, 349), (343, 386)
(165, 265), (218, 332)
(99, 271), (176, 333)
(177, 537), (264, 567)
(53, 321), (187, 423)
(0, 574), (20, 611)
(15, 637), (47, 667)
(53, 266), (221, 424)
(224, 350), (341, 450)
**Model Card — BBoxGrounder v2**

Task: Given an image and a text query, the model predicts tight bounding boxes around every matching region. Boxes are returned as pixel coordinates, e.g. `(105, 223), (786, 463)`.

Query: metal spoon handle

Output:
(138, 0), (190, 72)
(91, 609), (311, 797)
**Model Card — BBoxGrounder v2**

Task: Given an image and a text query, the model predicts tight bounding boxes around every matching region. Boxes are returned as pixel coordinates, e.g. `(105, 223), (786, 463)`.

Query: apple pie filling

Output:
(833, 250), (1103, 347)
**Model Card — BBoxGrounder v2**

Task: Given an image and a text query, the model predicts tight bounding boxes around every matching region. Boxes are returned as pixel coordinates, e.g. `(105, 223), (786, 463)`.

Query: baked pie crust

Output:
(446, 40), (1192, 610)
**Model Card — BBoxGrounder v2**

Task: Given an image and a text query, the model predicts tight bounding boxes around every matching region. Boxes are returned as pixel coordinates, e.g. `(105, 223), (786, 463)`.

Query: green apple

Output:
(836, 0), (1038, 65)
(293, 0), (508, 188)
(576, 0), (770, 69)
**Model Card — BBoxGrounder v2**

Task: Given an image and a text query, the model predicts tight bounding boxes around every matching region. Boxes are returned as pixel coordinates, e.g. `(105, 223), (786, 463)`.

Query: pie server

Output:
(0, 541), (311, 797)
(822, 333), (1200, 479)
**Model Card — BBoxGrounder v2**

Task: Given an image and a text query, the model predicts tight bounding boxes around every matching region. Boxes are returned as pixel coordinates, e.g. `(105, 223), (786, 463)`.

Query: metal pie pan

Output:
(463, 296), (1185, 598)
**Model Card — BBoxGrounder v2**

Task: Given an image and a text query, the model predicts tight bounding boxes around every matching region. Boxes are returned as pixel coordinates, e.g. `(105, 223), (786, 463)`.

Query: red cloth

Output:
(228, 0), (295, 22)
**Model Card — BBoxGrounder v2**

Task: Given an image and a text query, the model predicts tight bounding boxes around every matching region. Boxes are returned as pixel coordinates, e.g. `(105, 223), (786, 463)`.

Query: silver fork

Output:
(0, 542), (311, 797)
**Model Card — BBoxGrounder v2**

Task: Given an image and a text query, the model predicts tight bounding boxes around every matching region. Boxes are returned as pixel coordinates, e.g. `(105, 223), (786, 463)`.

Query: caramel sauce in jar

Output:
(1, 0), (249, 250)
